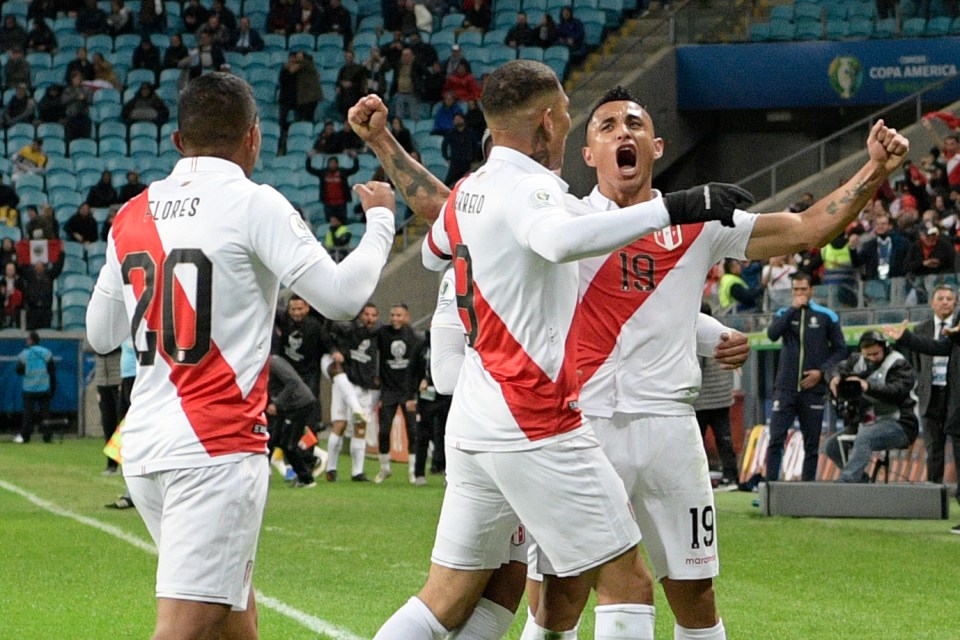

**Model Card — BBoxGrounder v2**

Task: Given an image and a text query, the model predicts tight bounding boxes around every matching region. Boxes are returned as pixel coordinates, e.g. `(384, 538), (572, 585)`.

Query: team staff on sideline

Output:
(325, 302), (382, 482)
(350, 80), (909, 639)
(85, 72), (396, 640)
(765, 272), (848, 482)
(363, 60), (753, 640)
(267, 355), (321, 488)
(15, 331), (56, 444)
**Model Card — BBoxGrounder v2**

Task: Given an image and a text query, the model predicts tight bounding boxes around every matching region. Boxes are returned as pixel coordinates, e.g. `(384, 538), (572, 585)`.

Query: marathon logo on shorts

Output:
(511, 525), (525, 546)
(653, 226), (683, 251)
(686, 554), (717, 566)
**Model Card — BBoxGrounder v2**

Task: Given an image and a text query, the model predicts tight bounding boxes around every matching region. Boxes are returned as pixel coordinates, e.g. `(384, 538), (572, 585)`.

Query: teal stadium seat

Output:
(458, 30), (483, 46)
(794, 1), (823, 22)
(749, 22), (771, 41)
(872, 17), (897, 37)
(484, 28), (509, 45)
(768, 18), (796, 40)
(126, 68), (156, 88)
(902, 16), (927, 36)
(951, 16), (960, 33)
(441, 13), (466, 30)
(925, 16), (952, 35)
(518, 46), (544, 62)
(129, 122), (158, 141)
(288, 33), (316, 52)
(825, 18), (851, 39)
(794, 20), (822, 39)
(848, 16), (873, 37)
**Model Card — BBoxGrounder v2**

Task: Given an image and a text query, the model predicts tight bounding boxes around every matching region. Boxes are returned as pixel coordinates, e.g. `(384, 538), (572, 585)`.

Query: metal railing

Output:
(734, 78), (959, 203)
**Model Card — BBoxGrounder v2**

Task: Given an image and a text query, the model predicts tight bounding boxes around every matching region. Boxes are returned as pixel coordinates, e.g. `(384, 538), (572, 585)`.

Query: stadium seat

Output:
(289, 32), (316, 52)
(442, 13), (466, 29)
(98, 136), (128, 156)
(129, 122), (159, 141)
(770, 5), (794, 21)
(0, 226), (22, 242)
(599, 0), (625, 28)
(126, 68), (157, 88)
(68, 139), (98, 158)
(848, 16), (873, 37)
(768, 18), (797, 40)
(86, 34), (113, 54)
(487, 44), (518, 65)
(794, 1), (823, 23)
(286, 135), (313, 154)
(951, 15), (960, 33)
(583, 18), (604, 46)
(825, 18), (850, 39)
(484, 28), (509, 46)
(846, 0), (876, 19)
(46, 172), (77, 191)
(8, 122), (35, 140)
(925, 15), (952, 35)
(263, 33), (287, 51)
(458, 30), (483, 47)
(749, 22), (771, 41)
(61, 273), (95, 294)
(61, 307), (87, 330)
(826, 3), (849, 20)
(518, 46), (545, 62)
(318, 47), (345, 69)
(51, 190), (82, 209)
(76, 170), (101, 191)
(37, 122), (65, 140)
(316, 33), (345, 50)
(871, 17), (897, 37)
(902, 16), (926, 35)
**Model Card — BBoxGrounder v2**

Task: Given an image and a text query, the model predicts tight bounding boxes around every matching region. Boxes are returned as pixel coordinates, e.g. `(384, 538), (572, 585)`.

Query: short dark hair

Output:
(481, 60), (559, 120)
(584, 86), (644, 134)
(391, 302), (409, 311)
(178, 72), (258, 153)
(858, 330), (887, 351)
(791, 271), (813, 286)
(28, 331), (40, 345)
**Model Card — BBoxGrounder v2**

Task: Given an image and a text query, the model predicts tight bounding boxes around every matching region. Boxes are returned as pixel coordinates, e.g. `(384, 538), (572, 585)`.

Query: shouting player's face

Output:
(582, 101), (663, 194)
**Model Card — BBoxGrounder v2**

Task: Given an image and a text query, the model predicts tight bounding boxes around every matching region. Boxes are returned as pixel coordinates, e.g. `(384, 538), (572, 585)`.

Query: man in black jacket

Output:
(824, 331), (918, 482)
(267, 355), (320, 488)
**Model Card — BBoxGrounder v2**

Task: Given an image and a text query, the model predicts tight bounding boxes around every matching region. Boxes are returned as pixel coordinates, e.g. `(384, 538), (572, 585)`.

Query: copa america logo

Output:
(829, 55), (863, 99)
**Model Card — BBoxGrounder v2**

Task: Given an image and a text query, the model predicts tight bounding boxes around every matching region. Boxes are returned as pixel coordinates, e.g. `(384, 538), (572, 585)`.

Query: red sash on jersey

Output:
(442, 179), (582, 441)
(112, 191), (269, 457)
(577, 222), (705, 385)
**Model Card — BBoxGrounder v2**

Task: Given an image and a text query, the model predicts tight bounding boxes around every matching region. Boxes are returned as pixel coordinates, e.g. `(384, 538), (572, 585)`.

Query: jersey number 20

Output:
(121, 248), (213, 366)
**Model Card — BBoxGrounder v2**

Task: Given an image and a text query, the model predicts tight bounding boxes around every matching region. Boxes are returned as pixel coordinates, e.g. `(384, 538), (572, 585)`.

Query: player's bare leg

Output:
(326, 419), (348, 481)
(374, 564), (494, 639)
(449, 560), (526, 639)
(661, 577), (725, 639)
(219, 590), (259, 640)
(153, 596), (255, 640)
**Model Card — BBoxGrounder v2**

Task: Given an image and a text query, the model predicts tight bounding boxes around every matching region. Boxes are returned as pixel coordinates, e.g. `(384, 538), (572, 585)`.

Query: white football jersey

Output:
(96, 157), (334, 474)
(574, 187), (758, 417)
(423, 148), (585, 451)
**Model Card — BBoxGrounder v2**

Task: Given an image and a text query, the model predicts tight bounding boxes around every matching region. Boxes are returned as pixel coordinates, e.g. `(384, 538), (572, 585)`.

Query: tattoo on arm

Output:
(825, 178), (870, 216)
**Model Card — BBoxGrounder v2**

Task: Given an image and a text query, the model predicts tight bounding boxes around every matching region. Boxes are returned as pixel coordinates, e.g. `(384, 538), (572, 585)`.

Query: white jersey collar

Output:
(171, 156), (247, 177)
(487, 146), (569, 192)
(585, 185), (663, 211)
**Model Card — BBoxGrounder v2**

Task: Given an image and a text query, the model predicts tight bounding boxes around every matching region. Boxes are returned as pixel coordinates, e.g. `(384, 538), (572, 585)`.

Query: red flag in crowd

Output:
(923, 111), (960, 130)
(15, 239), (63, 266)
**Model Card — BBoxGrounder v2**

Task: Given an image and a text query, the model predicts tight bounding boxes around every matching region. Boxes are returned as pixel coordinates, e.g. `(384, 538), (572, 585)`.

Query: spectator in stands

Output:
(1, 83), (36, 127)
(210, 0), (238, 40)
(107, 0), (134, 36)
(442, 43), (467, 78)
(26, 18), (57, 54)
(767, 272), (847, 482)
(388, 48), (422, 121)
(441, 113), (478, 186)
(305, 150), (360, 222)
(268, 0), (299, 35)
(86, 171), (120, 208)
(21, 254), (64, 330)
(64, 47), (95, 84)
(65, 202), (100, 244)
(3, 47), (31, 89)
(824, 331), (917, 483)
(462, 98), (485, 137)
(718, 257), (765, 312)
(820, 231), (858, 307)
(390, 116), (415, 153)
(3, 262), (22, 297)
(22, 206), (45, 239)
(442, 60), (482, 102)
(278, 51), (317, 129)
(408, 31), (438, 68)
(851, 211), (909, 282)
(139, 0), (168, 35)
(877, 0), (897, 19)
(92, 52), (121, 89)
(330, 119), (363, 153)
(101, 207), (117, 241)
(36, 84), (65, 124)
(39, 204), (59, 239)
(182, 0), (210, 33)
(1, 277), (24, 329)
(905, 225), (957, 295)
(0, 202), (18, 229)
(0, 16), (28, 53)
(319, 0), (353, 41)
(395, 0), (419, 36)
(381, 29), (406, 68)
(312, 119), (339, 154)
(28, 0), (59, 24)
(122, 82), (169, 125)
(0, 237), (17, 266)
(431, 92), (461, 135)
(188, 30), (228, 78)
(417, 59), (445, 104)
(76, 0), (109, 36)
(232, 16), (265, 53)
(557, 6), (586, 62)
(461, 0), (492, 32)
(0, 176), (18, 211)
(322, 212), (352, 262)
(131, 35), (162, 80)
(422, 0), (452, 18)
(505, 11), (536, 48)
(61, 71), (93, 142)
(294, 0), (323, 34)
(336, 50), (368, 119)
(363, 47), (388, 98)
(200, 13), (231, 48)
(535, 13), (558, 48)
(162, 33), (189, 70)
(761, 253), (796, 310)
(14, 331), (56, 443)
(11, 138), (48, 183)
(117, 170), (146, 203)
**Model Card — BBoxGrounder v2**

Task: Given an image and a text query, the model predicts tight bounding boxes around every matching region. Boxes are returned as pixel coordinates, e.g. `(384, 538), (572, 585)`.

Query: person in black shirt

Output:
(64, 47), (95, 84)
(162, 33), (189, 70)
(131, 36), (162, 80)
(374, 303), (424, 483)
(118, 170), (147, 202)
(274, 295), (332, 431)
(267, 355), (321, 488)
(86, 171), (119, 208)
(325, 302), (381, 481)
(64, 203), (100, 244)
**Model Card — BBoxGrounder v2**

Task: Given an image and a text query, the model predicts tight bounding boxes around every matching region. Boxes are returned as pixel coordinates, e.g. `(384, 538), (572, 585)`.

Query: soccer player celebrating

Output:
(85, 72), (396, 640)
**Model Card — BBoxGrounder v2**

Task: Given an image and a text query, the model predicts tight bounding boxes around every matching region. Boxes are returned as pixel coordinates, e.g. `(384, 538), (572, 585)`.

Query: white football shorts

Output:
(431, 431), (640, 577)
(126, 454), (269, 610)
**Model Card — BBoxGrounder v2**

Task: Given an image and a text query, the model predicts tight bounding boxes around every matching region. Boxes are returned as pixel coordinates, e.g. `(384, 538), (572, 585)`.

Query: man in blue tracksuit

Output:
(765, 272), (847, 481)
(15, 331), (56, 444)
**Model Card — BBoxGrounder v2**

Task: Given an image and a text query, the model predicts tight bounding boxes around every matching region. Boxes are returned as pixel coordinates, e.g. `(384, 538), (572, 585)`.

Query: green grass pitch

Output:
(1, 437), (958, 639)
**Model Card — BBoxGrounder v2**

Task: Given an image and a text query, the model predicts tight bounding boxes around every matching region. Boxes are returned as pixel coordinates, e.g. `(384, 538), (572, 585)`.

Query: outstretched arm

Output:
(348, 94), (449, 222)
(745, 120), (909, 260)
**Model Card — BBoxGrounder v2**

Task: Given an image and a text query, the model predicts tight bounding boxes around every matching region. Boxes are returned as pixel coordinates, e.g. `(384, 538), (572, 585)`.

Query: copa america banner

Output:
(676, 37), (960, 110)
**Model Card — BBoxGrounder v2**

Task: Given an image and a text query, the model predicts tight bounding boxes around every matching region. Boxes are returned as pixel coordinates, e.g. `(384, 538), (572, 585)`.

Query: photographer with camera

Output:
(824, 331), (918, 483)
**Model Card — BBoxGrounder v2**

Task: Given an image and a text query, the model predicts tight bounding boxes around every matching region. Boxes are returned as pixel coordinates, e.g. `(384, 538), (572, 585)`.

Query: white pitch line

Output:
(0, 479), (366, 640)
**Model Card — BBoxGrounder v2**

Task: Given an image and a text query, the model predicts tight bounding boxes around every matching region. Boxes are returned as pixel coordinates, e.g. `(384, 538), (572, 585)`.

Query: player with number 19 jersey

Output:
(94, 157), (390, 476)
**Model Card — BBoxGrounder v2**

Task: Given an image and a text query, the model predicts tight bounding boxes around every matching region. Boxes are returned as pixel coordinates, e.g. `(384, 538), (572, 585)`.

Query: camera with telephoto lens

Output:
(835, 378), (864, 435)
